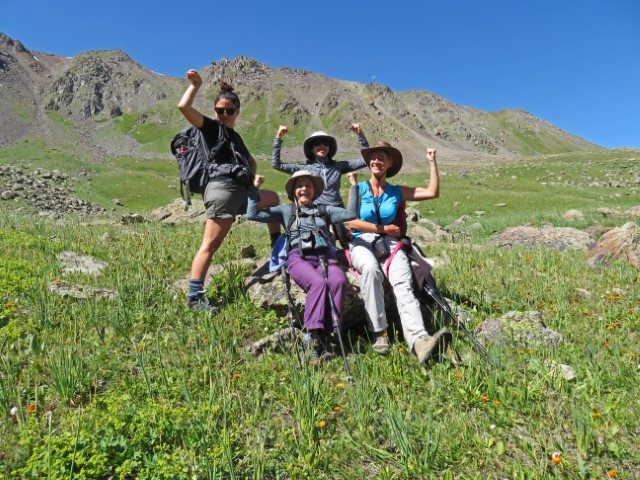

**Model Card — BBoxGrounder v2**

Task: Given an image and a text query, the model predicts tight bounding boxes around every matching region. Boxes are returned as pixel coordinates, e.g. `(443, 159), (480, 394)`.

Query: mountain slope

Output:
(1, 33), (600, 169)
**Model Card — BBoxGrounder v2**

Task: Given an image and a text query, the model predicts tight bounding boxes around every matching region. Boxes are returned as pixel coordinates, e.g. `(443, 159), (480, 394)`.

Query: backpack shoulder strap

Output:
(316, 203), (331, 226)
(285, 203), (297, 255)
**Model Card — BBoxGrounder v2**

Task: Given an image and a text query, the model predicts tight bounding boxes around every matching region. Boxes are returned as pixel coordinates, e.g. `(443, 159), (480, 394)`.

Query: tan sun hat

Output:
(303, 131), (337, 161)
(285, 170), (325, 201)
(361, 141), (403, 178)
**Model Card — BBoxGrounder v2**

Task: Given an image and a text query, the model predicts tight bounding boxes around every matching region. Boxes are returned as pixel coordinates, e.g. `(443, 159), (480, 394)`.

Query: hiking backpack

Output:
(171, 126), (211, 210)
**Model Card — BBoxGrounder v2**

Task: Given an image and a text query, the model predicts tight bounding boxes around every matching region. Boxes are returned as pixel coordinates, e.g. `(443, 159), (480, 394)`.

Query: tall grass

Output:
(0, 150), (639, 478)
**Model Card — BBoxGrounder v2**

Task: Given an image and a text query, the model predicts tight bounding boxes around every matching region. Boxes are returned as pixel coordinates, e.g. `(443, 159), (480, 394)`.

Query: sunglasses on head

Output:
(215, 107), (237, 116)
(312, 140), (328, 147)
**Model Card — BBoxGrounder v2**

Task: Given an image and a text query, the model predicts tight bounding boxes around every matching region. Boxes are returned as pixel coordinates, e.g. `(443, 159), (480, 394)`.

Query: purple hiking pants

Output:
(287, 249), (346, 332)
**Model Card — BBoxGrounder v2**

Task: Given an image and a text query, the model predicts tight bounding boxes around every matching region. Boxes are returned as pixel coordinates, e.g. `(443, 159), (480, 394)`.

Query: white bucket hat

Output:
(303, 131), (337, 161)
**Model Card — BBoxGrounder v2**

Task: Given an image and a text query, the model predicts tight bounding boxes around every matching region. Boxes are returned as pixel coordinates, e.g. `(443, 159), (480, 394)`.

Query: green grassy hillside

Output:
(1, 149), (639, 478)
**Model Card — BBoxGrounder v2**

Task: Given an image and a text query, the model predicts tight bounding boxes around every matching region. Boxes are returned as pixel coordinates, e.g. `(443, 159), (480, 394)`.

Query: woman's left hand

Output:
(254, 175), (265, 188)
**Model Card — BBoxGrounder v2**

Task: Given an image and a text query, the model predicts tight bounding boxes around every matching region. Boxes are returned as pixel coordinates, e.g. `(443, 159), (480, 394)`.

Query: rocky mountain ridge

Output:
(1, 32), (599, 168)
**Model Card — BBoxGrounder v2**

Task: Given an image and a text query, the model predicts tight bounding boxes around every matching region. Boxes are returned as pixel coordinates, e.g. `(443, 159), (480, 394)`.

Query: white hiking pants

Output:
(349, 234), (427, 352)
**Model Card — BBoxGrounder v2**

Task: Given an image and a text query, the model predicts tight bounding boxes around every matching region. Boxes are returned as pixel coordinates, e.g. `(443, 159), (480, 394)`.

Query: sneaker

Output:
(186, 296), (218, 313)
(413, 328), (452, 364)
(372, 332), (390, 355)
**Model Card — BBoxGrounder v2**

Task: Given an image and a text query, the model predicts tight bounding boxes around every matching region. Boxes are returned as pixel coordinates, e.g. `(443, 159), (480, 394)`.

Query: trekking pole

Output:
(423, 281), (495, 366)
(280, 266), (301, 328)
(318, 255), (353, 382)
(280, 266), (303, 370)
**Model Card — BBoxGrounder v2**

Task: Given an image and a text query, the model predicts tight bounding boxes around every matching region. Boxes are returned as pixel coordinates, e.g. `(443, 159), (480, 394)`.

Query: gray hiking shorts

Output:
(203, 180), (248, 219)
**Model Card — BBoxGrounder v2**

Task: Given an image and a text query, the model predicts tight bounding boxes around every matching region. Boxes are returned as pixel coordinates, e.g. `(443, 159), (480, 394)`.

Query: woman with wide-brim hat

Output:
(247, 170), (360, 362)
(347, 142), (452, 365)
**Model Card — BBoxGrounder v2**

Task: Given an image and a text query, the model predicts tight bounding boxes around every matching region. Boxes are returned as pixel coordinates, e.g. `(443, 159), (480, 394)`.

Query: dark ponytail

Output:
(215, 80), (240, 109)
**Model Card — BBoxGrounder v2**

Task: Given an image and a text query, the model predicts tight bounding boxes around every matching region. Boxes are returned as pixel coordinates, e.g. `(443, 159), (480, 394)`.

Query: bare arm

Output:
(400, 148), (439, 201)
(272, 125), (304, 173)
(177, 69), (205, 129)
(347, 219), (402, 237)
(248, 154), (257, 176)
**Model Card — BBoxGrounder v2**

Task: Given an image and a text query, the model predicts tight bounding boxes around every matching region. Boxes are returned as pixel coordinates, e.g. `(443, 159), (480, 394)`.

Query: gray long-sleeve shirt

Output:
(272, 136), (369, 208)
(247, 185), (358, 248)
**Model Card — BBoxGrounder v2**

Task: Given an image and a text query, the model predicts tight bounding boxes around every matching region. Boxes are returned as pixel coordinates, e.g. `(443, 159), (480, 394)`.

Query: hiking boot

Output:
(303, 331), (335, 365)
(186, 295), (218, 313)
(319, 350), (336, 362)
(302, 332), (321, 364)
(414, 328), (452, 364)
(372, 332), (390, 355)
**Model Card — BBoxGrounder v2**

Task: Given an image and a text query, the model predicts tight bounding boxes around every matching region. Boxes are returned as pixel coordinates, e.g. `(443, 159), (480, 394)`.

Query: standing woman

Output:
(247, 171), (359, 361)
(178, 69), (279, 311)
(347, 142), (452, 364)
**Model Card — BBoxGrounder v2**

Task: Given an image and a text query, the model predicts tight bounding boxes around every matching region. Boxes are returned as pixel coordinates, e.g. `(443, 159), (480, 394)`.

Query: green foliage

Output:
(1, 150), (639, 477)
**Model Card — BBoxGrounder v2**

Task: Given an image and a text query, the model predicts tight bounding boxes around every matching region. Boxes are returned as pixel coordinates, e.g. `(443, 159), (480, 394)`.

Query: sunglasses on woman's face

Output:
(215, 107), (237, 116)
(312, 140), (328, 147)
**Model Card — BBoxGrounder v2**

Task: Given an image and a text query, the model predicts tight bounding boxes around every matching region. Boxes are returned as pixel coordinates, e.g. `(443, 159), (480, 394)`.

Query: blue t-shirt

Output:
(351, 181), (402, 237)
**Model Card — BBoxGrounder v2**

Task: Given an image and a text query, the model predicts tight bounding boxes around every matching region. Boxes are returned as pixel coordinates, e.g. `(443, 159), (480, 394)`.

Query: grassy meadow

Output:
(0, 145), (639, 479)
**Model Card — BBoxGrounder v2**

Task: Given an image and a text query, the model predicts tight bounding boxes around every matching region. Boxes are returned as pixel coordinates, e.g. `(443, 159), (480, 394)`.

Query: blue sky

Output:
(3, 0), (639, 148)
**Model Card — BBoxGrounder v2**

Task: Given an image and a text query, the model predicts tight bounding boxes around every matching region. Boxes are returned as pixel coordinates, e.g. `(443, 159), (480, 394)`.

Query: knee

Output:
(308, 278), (326, 293)
(259, 190), (280, 208)
(331, 270), (348, 288)
(360, 261), (382, 279)
(201, 236), (224, 254)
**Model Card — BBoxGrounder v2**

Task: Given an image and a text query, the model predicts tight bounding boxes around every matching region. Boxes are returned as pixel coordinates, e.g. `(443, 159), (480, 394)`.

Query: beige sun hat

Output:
(303, 131), (338, 161)
(285, 170), (325, 201)
(361, 141), (403, 178)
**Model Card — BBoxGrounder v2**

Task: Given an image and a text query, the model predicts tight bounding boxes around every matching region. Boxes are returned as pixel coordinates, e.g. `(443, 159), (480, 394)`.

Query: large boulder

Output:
(588, 222), (640, 267)
(492, 225), (594, 251)
(244, 260), (367, 330)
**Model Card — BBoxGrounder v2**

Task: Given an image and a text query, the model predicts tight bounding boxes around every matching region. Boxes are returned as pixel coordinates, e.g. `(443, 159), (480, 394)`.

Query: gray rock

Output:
(1, 190), (15, 200)
(446, 215), (472, 230)
(588, 222), (640, 267)
(405, 207), (422, 223)
(559, 363), (576, 381)
(246, 327), (303, 356)
(120, 213), (145, 224)
(562, 209), (585, 221)
(48, 280), (116, 300)
(151, 198), (207, 224)
(477, 310), (564, 348)
(493, 225), (595, 251)
(409, 225), (436, 244)
(59, 251), (108, 275)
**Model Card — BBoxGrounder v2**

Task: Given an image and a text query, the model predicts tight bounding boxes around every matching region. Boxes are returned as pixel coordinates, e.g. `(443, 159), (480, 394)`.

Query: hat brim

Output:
(285, 174), (325, 202)
(303, 135), (337, 161)
(361, 145), (403, 178)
